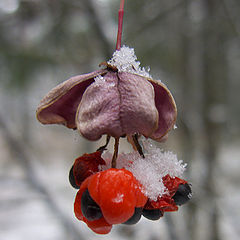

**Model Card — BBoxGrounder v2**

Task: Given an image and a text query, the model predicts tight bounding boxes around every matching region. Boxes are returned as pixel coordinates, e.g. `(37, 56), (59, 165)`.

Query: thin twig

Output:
(111, 137), (119, 168)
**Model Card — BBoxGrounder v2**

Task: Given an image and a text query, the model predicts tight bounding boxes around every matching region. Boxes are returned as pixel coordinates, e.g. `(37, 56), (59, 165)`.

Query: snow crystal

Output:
(112, 193), (124, 203)
(101, 138), (186, 201)
(94, 75), (105, 85)
(94, 75), (117, 88)
(107, 45), (152, 78)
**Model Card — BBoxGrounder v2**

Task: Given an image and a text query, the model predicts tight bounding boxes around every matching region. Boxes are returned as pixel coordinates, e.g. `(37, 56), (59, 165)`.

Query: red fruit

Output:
(89, 168), (147, 224)
(74, 168), (147, 234)
(70, 151), (106, 188)
(74, 178), (112, 234)
(145, 196), (178, 212)
(144, 175), (189, 213)
(162, 174), (188, 197)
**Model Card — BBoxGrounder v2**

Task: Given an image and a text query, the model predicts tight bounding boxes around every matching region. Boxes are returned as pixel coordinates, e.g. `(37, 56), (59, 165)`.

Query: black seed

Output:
(172, 183), (192, 205)
(142, 209), (163, 221)
(123, 207), (142, 225)
(69, 165), (80, 189)
(81, 189), (103, 221)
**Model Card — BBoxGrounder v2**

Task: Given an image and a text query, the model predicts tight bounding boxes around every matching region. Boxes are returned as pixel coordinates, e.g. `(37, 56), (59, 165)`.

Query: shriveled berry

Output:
(81, 189), (103, 221)
(172, 183), (192, 205)
(69, 151), (106, 189)
(69, 165), (80, 189)
(142, 209), (163, 220)
(123, 207), (142, 225)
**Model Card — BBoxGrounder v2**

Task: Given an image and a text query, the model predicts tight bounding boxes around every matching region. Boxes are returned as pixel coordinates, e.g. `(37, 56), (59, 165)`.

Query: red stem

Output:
(116, 0), (125, 50)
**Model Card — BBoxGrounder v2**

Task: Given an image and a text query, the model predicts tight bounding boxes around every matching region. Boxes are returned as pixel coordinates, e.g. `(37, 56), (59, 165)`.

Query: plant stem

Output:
(132, 134), (145, 158)
(111, 137), (119, 168)
(116, 0), (125, 50)
(97, 135), (111, 152)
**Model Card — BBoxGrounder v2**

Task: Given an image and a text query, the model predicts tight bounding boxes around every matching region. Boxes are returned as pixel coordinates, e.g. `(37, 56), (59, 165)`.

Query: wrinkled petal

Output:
(118, 72), (159, 137)
(148, 79), (177, 141)
(77, 72), (158, 141)
(36, 69), (107, 129)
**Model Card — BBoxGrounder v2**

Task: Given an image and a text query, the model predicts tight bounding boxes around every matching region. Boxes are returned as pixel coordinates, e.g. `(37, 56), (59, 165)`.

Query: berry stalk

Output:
(116, 0), (125, 50)
(111, 137), (119, 168)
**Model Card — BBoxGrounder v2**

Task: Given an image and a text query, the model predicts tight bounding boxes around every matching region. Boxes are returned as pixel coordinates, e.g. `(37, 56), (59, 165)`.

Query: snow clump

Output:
(107, 45), (152, 78)
(101, 138), (187, 201)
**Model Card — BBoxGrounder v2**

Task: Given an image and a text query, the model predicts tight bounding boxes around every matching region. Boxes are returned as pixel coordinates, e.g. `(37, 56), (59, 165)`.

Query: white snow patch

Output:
(94, 75), (106, 85)
(94, 75), (116, 87)
(107, 45), (152, 78)
(112, 193), (124, 203)
(101, 138), (187, 201)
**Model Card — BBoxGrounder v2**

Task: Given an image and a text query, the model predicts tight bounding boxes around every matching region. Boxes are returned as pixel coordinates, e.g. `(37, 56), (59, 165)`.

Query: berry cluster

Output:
(35, 0), (191, 235)
(69, 151), (191, 234)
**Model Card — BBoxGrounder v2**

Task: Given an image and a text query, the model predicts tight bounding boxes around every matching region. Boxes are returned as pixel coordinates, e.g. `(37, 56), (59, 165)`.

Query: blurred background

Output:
(0, 0), (240, 240)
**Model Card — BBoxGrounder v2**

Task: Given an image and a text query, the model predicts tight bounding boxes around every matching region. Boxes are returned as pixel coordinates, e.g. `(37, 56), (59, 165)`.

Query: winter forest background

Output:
(0, 0), (240, 240)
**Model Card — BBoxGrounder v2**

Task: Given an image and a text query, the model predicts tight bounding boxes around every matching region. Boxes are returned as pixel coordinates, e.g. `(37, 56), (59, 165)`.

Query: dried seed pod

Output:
(36, 47), (177, 142)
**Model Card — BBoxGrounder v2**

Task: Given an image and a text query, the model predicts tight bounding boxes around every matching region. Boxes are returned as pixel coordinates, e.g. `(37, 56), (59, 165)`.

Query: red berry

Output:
(74, 168), (147, 233)
(162, 174), (188, 197)
(143, 175), (191, 214)
(74, 176), (112, 234)
(88, 168), (147, 224)
(69, 151), (106, 188)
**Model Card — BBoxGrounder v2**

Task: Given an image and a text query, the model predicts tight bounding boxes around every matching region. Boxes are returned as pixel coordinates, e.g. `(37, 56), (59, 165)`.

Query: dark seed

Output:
(123, 207), (142, 225)
(69, 165), (80, 189)
(172, 183), (192, 205)
(81, 189), (103, 221)
(142, 209), (163, 221)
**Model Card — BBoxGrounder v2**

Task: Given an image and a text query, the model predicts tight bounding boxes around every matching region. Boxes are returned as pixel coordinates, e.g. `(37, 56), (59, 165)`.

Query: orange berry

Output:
(91, 169), (138, 224)
(74, 168), (147, 233)
(74, 177), (112, 234)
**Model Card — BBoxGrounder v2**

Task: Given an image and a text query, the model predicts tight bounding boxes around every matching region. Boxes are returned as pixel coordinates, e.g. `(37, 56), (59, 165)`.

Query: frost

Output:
(107, 45), (152, 78)
(94, 75), (115, 88)
(94, 75), (106, 85)
(101, 138), (187, 201)
(112, 193), (124, 203)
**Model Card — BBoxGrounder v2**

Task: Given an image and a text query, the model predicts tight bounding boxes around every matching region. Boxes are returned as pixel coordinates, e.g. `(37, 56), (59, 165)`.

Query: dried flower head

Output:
(36, 46), (177, 142)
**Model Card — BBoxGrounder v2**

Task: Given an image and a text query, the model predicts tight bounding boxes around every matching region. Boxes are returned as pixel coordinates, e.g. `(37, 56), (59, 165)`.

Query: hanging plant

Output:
(36, 0), (191, 234)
